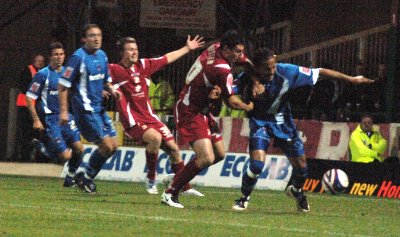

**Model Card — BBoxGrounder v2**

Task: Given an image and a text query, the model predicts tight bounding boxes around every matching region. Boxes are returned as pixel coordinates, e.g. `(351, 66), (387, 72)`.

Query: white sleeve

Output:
(312, 68), (321, 85)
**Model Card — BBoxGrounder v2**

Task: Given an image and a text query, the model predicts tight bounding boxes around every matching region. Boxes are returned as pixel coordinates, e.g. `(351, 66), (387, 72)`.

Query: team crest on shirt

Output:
(133, 77), (140, 83)
(29, 82), (41, 93)
(63, 67), (73, 78)
(299, 67), (311, 76)
(135, 85), (142, 92)
(141, 125), (148, 130)
(97, 64), (102, 72)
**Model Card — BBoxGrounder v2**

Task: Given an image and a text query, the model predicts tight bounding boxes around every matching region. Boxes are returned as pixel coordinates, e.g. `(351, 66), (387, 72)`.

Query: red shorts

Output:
(175, 112), (222, 145)
(125, 120), (174, 142)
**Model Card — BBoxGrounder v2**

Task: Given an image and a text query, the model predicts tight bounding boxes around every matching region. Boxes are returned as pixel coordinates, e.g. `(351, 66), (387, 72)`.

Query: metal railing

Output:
(278, 24), (391, 77)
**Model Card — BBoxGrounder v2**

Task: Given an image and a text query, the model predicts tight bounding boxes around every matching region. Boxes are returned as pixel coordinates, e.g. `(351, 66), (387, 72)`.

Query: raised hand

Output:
(186, 35), (205, 51)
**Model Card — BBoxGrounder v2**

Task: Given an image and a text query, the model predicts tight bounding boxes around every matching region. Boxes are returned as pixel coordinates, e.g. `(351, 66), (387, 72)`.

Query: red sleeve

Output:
(218, 70), (234, 98)
(140, 56), (168, 78)
(109, 64), (120, 84)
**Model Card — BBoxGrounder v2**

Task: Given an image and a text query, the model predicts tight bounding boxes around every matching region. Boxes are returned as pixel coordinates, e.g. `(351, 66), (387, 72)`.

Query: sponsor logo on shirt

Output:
(29, 82), (40, 93)
(299, 67), (311, 76)
(88, 73), (105, 81)
(49, 90), (59, 95)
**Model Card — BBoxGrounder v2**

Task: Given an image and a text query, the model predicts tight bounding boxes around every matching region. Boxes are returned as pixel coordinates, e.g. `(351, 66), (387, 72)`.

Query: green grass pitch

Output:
(0, 175), (399, 237)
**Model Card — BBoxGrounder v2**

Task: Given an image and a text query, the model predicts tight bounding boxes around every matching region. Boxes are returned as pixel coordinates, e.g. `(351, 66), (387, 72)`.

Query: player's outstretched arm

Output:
(165, 35), (205, 64)
(319, 68), (374, 84)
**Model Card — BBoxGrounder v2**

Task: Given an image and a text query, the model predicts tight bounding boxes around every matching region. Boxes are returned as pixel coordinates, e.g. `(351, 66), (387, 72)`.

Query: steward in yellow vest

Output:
(349, 115), (387, 163)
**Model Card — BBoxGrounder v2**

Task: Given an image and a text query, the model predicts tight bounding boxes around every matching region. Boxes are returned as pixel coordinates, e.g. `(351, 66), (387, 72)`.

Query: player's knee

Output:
(290, 155), (307, 169)
(149, 136), (162, 148)
(213, 153), (225, 165)
(167, 145), (180, 162)
(59, 148), (72, 160)
(73, 142), (84, 155)
(247, 159), (265, 178)
(99, 143), (116, 157)
(293, 166), (308, 178)
(196, 157), (214, 168)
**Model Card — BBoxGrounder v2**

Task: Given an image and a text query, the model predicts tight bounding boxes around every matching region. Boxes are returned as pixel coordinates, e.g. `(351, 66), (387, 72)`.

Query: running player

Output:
(109, 36), (205, 196)
(58, 24), (120, 193)
(161, 30), (254, 208)
(232, 48), (373, 212)
(26, 42), (83, 187)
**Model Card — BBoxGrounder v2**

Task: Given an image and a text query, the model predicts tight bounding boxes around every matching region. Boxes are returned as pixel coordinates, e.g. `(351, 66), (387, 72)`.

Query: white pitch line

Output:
(1, 203), (375, 237)
(204, 189), (398, 203)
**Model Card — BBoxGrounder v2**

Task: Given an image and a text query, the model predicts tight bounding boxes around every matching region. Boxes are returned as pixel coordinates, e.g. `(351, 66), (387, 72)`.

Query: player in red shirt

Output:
(161, 30), (254, 208)
(109, 35), (205, 196)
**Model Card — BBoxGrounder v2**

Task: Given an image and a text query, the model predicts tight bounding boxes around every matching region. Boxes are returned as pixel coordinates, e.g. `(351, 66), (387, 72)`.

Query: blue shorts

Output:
(45, 114), (81, 155)
(73, 110), (116, 143)
(248, 118), (304, 157)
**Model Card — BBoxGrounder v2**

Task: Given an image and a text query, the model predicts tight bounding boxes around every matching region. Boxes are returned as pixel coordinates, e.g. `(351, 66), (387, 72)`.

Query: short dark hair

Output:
(253, 48), (275, 68)
(81, 23), (101, 37)
(360, 113), (374, 122)
(220, 30), (245, 50)
(48, 42), (64, 55)
(116, 37), (137, 54)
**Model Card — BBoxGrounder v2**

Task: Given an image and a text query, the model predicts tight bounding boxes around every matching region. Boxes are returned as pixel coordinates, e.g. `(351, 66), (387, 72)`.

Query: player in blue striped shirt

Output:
(58, 24), (120, 193)
(26, 42), (83, 188)
(233, 48), (373, 212)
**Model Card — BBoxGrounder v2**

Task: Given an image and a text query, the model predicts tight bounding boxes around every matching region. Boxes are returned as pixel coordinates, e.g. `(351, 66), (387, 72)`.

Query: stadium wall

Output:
(59, 144), (400, 199)
(61, 145), (292, 191)
(180, 117), (400, 161)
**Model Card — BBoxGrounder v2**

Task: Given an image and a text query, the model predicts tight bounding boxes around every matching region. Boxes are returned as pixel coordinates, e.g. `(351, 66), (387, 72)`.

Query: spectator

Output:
(349, 114), (387, 163)
(361, 64), (386, 114)
(148, 71), (175, 118)
(308, 67), (340, 121)
(15, 54), (45, 161)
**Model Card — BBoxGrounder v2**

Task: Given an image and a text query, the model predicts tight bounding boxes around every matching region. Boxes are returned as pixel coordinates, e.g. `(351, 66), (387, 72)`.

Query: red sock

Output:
(169, 158), (202, 195)
(146, 150), (158, 181)
(171, 161), (191, 191)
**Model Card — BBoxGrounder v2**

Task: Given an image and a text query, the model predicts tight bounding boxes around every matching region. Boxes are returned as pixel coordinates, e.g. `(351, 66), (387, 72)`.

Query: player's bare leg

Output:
(162, 138), (214, 208)
(142, 128), (163, 194)
(162, 140), (204, 197)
